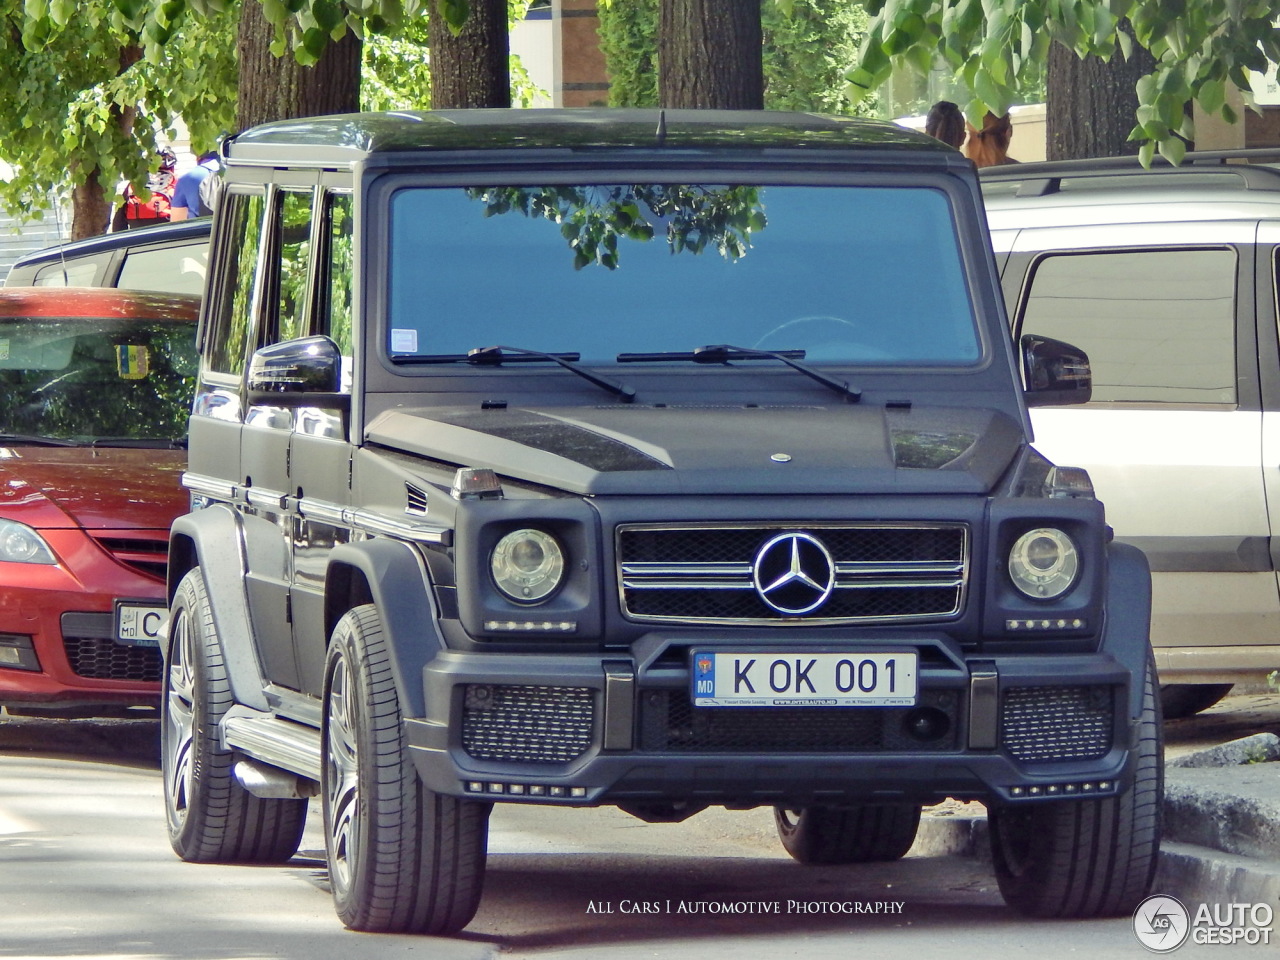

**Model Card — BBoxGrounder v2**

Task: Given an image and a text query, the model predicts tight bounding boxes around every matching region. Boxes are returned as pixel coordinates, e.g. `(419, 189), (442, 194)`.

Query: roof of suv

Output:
(981, 149), (1280, 228)
(226, 108), (963, 167)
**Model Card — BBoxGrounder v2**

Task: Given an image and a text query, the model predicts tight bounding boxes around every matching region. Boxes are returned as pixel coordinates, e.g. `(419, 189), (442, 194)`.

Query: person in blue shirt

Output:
(171, 149), (221, 220)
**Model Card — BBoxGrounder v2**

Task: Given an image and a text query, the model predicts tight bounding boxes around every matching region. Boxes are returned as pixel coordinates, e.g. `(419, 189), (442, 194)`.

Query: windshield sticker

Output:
(116, 344), (149, 379)
(391, 328), (419, 354)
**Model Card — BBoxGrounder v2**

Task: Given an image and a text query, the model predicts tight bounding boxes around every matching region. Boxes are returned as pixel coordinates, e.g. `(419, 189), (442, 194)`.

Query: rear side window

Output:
(32, 254), (111, 287)
(118, 242), (208, 296)
(1018, 248), (1237, 403)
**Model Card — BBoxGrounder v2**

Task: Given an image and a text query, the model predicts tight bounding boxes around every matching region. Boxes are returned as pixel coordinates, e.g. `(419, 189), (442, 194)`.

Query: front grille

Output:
(461, 684), (596, 763)
(1001, 685), (1114, 763)
(90, 533), (168, 581)
(618, 523), (967, 624)
(640, 689), (959, 753)
(60, 613), (162, 682)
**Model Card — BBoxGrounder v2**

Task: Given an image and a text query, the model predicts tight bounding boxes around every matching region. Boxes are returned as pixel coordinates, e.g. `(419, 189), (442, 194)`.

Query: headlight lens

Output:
(1008, 527), (1078, 599)
(490, 528), (565, 603)
(0, 519), (57, 564)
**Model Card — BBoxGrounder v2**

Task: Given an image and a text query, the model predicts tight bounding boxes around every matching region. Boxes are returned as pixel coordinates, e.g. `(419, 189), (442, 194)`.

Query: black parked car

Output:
(160, 109), (1160, 935)
(5, 218), (210, 295)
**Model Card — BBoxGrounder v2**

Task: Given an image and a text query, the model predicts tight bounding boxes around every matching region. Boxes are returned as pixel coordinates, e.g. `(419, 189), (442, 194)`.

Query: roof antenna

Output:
(656, 109), (667, 146)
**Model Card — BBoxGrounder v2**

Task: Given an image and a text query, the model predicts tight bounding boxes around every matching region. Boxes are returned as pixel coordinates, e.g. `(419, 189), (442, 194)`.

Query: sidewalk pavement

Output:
(908, 732), (1280, 903)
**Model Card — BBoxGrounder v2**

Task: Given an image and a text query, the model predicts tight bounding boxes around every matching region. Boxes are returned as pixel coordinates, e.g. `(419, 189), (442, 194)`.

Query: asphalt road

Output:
(0, 691), (1275, 959)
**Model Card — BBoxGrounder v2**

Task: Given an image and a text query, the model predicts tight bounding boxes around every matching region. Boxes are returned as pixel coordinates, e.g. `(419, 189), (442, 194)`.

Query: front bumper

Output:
(0, 545), (164, 710)
(406, 636), (1138, 809)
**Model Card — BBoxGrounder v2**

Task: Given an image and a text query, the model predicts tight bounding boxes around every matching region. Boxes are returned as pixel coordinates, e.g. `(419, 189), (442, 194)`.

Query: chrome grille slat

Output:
(617, 522), (968, 624)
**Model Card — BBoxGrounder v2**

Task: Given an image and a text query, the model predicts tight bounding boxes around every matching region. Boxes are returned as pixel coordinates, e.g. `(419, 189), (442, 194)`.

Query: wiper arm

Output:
(617, 344), (861, 403)
(394, 344), (636, 403)
(90, 437), (188, 449)
(0, 433), (82, 447)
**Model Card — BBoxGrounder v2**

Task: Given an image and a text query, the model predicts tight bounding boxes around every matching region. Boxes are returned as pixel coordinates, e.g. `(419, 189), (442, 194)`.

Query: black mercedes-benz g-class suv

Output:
(162, 109), (1160, 935)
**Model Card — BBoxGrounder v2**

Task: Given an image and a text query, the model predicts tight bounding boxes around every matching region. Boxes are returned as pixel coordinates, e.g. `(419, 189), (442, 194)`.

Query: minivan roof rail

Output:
(979, 147), (1280, 198)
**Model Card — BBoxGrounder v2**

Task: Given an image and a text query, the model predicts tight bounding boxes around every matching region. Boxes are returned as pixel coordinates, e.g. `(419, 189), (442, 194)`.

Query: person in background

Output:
(924, 101), (966, 150)
(967, 112), (1018, 167)
(111, 147), (176, 231)
(170, 148), (221, 220)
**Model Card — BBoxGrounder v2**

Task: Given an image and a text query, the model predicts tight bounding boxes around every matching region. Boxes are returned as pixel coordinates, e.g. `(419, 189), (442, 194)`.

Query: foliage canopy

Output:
(838, 0), (1280, 165)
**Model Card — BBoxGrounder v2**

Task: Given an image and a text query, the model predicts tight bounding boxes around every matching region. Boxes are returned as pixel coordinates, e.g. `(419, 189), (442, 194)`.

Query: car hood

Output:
(366, 403), (1025, 496)
(0, 446), (187, 530)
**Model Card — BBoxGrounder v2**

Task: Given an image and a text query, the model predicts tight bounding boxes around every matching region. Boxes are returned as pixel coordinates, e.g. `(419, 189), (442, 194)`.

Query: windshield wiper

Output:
(90, 437), (187, 449)
(617, 344), (861, 403)
(0, 433), (82, 447)
(394, 344), (636, 403)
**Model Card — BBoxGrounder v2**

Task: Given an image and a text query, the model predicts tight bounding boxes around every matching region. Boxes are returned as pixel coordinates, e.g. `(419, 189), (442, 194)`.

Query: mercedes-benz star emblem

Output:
(753, 532), (836, 615)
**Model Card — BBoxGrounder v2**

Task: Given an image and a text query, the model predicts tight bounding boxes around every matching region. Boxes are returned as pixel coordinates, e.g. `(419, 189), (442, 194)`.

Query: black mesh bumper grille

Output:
(60, 612), (162, 682)
(640, 689), (960, 753)
(461, 684), (596, 763)
(62, 637), (162, 682)
(1000, 685), (1115, 763)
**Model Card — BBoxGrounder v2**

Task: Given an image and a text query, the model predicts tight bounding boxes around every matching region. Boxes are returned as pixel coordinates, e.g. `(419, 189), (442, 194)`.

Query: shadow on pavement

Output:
(0, 711), (160, 769)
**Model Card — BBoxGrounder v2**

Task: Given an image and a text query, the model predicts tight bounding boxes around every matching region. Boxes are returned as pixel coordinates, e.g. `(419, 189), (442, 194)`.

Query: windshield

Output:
(386, 183), (981, 366)
(0, 317), (197, 444)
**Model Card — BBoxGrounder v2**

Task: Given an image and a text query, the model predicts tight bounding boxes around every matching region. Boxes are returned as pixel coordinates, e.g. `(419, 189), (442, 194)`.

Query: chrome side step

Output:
(222, 707), (323, 784)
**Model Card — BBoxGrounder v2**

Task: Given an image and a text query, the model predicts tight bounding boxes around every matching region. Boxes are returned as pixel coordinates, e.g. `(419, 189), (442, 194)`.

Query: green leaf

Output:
(1199, 76), (1226, 115)
(1158, 135), (1186, 167)
(441, 0), (469, 33)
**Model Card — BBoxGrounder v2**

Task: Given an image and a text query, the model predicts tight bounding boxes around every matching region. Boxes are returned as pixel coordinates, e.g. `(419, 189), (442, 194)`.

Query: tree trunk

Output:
(70, 178), (110, 241)
(428, 0), (510, 109)
(236, 0), (361, 131)
(71, 45), (142, 240)
(658, 0), (763, 109)
(1046, 22), (1156, 160)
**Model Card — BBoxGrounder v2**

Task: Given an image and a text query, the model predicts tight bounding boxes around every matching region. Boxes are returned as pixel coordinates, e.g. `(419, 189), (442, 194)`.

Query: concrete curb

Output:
(908, 735), (1280, 906)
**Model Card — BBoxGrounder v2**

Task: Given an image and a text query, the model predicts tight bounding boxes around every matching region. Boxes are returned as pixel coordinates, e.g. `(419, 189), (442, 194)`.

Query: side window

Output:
(32, 253), (111, 287)
(323, 192), (354, 359)
(118, 241), (208, 296)
(1019, 248), (1237, 403)
(274, 189), (315, 344)
(207, 190), (266, 376)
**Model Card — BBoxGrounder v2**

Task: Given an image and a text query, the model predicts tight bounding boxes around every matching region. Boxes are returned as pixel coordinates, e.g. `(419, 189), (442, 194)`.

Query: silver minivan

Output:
(983, 152), (1280, 716)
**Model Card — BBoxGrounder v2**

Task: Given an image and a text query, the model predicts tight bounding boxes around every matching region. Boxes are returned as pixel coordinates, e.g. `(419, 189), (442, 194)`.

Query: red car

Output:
(0, 287), (198, 716)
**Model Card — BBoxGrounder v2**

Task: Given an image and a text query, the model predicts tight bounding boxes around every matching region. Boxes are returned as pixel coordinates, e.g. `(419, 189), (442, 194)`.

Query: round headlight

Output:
(0, 519), (57, 564)
(1008, 527), (1079, 599)
(490, 528), (565, 604)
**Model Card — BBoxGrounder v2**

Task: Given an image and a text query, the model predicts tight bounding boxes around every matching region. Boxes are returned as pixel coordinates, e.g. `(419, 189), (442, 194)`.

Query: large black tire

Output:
(323, 604), (491, 935)
(773, 803), (922, 864)
(1160, 683), (1233, 720)
(988, 654), (1163, 918)
(162, 568), (308, 863)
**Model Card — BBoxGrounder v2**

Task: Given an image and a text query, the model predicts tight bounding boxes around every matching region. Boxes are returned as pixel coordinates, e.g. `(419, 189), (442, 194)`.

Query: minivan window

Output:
(1019, 248), (1237, 403)
(386, 183), (981, 366)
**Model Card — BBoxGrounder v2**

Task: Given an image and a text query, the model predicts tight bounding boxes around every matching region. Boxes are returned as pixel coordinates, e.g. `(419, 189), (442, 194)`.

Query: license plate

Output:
(114, 601), (168, 647)
(691, 651), (917, 707)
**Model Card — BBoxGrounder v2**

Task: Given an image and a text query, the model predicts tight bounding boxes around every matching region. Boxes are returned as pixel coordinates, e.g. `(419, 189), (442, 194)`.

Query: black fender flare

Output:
(1099, 540), (1154, 719)
(324, 538), (445, 718)
(167, 505), (270, 712)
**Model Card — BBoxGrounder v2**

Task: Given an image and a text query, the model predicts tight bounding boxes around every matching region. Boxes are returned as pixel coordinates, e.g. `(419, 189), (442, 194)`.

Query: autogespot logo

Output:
(1133, 895), (1191, 953)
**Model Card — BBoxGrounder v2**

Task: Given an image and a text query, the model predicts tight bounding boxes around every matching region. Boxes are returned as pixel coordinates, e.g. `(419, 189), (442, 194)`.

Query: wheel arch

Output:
(1100, 540), (1154, 719)
(167, 506), (270, 712)
(324, 538), (445, 718)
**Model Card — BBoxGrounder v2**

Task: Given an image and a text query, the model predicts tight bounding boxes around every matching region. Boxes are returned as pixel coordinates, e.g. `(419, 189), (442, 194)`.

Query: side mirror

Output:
(247, 335), (346, 404)
(1021, 334), (1092, 407)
